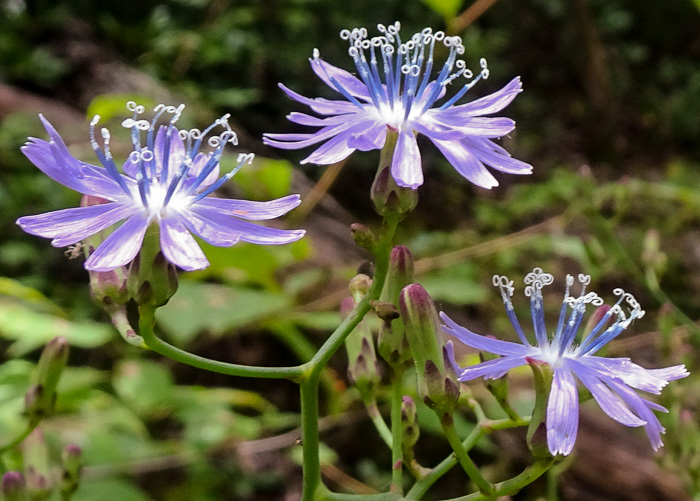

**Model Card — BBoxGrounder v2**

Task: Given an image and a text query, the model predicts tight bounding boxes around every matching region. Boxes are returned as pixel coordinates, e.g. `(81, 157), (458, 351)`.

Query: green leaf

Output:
(86, 95), (156, 123)
(71, 478), (153, 501)
(222, 155), (295, 201)
(420, 262), (488, 305)
(422, 0), (462, 20)
(0, 301), (114, 356)
(155, 280), (290, 345)
(113, 359), (175, 416)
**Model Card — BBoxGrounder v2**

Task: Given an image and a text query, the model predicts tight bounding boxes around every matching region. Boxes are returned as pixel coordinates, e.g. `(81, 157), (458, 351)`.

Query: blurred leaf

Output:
(291, 311), (342, 331)
(155, 280), (290, 344)
(226, 156), (295, 200)
(113, 360), (175, 416)
(420, 262), (488, 305)
(0, 301), (113, 356)
(71, 478), (153, 501)
(422, 0), (462, 20)
(86, 95), (156, 123)
(0, 277), (66, 316)
(192, 238), (311, 290)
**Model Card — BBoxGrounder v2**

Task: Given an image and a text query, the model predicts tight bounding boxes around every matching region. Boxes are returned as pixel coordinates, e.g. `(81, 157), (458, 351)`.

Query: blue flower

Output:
(17, 102), (305, 272)
(441, 268), (688, 456)
(263, 22), (532, 189)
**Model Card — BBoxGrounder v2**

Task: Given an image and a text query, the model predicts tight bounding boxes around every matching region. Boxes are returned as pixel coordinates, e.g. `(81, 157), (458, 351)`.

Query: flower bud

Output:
(25, 336), (69, 425)
(401, 396), (419, 449)
(350, 223), (376, 252)
(59, 445), (82, 499)
(22, 429), (52, 499)
(127, 227), (178, 307)
(2, 472), (27, 501)
(400, 284), (459, 411)
(378, 247), (414, 367)
(342, 298), (381, 393)
(371, 166), (418, 221)
(349, 274), (372, 301)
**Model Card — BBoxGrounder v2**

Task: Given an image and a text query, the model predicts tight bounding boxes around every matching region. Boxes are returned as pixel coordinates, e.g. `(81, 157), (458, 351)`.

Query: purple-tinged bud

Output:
(2, 472), (27, 501)
(25, 336), (69, 424)
(59, 444), (82, 498)
(401, 396), (419, 449)
(401, 284), (458, 411)
(378, 247), (414, 367)
(342, 298), (380, 393)
(350, 223), (376, 252)
(127, 226), (178, 307)
(349, 274), (372, 301)
(400, 284), (443, 375)
(81, 195), (130, 311)
(22, 429), (52, 499)
(371, 167), (418, 221)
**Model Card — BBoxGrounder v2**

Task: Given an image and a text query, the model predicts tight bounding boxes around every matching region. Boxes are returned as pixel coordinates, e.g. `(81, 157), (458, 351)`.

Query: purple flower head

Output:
(17, 102), (305, 272)
(442, 268), (688, 456)
(263, 22), (532, 189)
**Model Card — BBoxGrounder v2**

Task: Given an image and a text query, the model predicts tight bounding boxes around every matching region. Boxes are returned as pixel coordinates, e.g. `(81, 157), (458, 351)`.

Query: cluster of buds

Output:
(2, 433), (82, 501)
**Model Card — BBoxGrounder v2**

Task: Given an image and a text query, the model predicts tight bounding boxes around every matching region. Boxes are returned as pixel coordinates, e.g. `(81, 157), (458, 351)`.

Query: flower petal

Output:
(277, 83), (359, 115)
(459, 355), (529, 381)
(569, 358), (647, 427)
(17, 203), (137, 247)
(159, 216), (209, 271)
(310, 56), (371, 101)
(449, 77), (523, 116)
(391, 129), (422, 188)
(605, 378), (667, 450)
(440, 312), (529, 356)
(430, 136), (499, 188)
(188, 205), (305, 245)
(22, 116), (125, 199)
(547, 367), (579, 456)
(197, 194), (302, 221)
(84, 214), (149, 271)
(465, 138), (533, 175)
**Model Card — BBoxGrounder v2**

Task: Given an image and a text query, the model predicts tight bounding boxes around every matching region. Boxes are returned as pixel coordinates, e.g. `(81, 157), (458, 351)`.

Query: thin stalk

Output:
(361, 394), (393, 448)
(439, 413), (494, 495)
(445, 458), (555, 501)
(407, 417), (529, 499)
(390, 370), (405, 494)
(138, 306), (304, 379)
(301, 372), (323, 501)
(0, 423), (38, 453)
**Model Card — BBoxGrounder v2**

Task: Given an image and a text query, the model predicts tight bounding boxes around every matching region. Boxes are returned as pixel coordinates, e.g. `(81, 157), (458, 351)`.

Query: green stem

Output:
(439, 413), (494, 495)
(301, 373), (323, 501)
(390, 370), (405, 494)
(301, 218), (398, 499)
(361, 393), (393, 448)
(445, 458), (555, 501)
(0, 423), (38, 454)
(138, 306), (304, 379)
(407, 417), (529, 499)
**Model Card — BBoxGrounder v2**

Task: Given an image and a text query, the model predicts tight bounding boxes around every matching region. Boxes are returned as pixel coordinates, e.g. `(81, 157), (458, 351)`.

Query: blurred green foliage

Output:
(0, 0), (699, 499)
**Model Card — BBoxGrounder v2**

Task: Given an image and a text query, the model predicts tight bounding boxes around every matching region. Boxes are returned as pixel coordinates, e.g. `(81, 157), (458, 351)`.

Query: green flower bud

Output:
(350, 223), (376, 252)
(400, 284), (459, 411)
(401, 396), (419, 449)
(341, 298), (380, 392)
(59, 445), (82, 499)
(349, 274), (372, 301)
(22, 429), (52, 500)
(2, 472), (27, 501)
(25, 337), (69, 425)
(371, 131), (418, 221)
(127, 226), (178, 307)
(378, 247), (414, 367)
